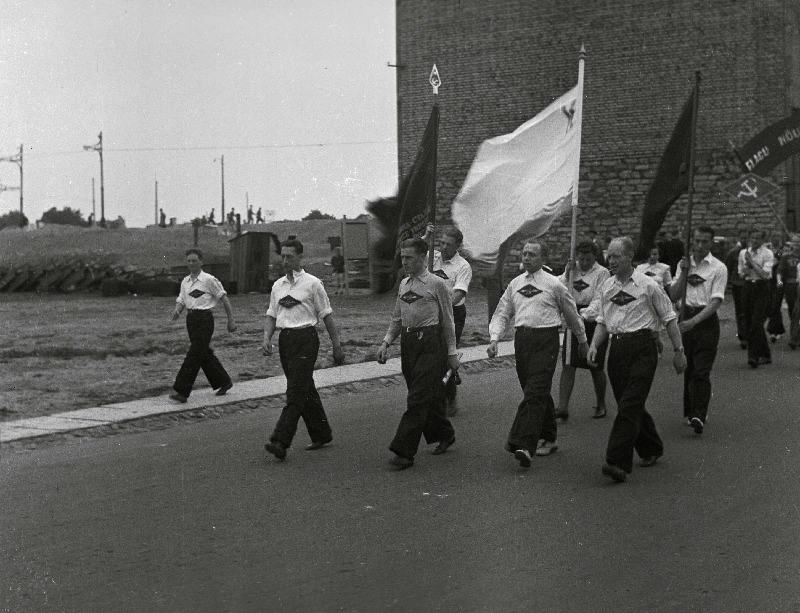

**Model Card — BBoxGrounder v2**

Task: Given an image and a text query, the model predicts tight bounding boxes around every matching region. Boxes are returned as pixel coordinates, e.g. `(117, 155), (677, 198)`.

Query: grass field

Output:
(0, 286), (493, 422)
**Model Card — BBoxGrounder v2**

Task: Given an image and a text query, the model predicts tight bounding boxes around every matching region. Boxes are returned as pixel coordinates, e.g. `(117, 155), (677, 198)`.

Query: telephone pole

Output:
(0, 144), (23, 226)
(83, 133), (105, 227)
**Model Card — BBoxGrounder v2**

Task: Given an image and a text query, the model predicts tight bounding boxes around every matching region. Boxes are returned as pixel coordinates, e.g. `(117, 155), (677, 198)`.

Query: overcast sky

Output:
(0, 0), (397, 227)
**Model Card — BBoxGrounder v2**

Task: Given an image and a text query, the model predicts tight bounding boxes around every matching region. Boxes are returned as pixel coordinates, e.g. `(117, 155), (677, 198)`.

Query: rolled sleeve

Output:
(312, 280), (333, 319)
(453, 263), (472, 295)
(651, 284), (677, 324)
(207, 276), (227, 300)
(710, 266), (728, 301)
(266, 290), (279, 319)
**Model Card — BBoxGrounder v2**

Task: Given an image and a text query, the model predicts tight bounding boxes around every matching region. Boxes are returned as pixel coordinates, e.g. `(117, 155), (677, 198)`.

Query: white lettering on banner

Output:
(778, 127), (800, 147)
(745, 146), (770, 171)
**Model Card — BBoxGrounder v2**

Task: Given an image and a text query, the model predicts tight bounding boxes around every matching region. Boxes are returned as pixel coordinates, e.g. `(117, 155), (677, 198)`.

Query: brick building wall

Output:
(396, 0), (795, 270)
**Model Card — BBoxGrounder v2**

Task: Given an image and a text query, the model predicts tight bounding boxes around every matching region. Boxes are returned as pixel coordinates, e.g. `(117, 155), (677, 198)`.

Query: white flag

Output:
(452, 85), (581, 265)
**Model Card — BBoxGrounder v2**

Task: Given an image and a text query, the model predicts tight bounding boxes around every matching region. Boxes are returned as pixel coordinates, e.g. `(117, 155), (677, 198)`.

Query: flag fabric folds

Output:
(634, 88), (696, 260)
(451, 86), (581, 266)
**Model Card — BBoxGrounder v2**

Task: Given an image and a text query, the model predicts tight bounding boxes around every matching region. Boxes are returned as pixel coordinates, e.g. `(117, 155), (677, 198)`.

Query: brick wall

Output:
(396, 0), (793, 270)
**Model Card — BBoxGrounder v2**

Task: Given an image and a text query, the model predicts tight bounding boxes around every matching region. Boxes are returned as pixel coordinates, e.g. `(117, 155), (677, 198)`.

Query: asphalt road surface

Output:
(3, 334), (800, 612)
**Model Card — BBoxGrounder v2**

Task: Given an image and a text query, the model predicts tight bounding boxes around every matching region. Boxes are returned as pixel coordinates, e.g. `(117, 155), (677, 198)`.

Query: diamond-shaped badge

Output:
(610, 291), (636, 306)
(188, 289), (206, 299)
(433, 269), (449, 280)
(517, 284), (542, 298)
(278, 295), (302, 309)
(401, 291), (423, 304)
(722, 173), (779, 202)
(687, 274), (706, 287)
(572, 279), (589, 292)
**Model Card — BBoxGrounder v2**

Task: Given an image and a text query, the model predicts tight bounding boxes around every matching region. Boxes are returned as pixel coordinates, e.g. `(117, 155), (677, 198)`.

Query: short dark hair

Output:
(185, 248), (203, 260)
(576, 240), (596, 255)
(523, 240), (548, 259)
(442, 227), (463, 245)
(400, 237), (429, 255)
(281, 238), (304, 255)
(696, 226), (714, 239)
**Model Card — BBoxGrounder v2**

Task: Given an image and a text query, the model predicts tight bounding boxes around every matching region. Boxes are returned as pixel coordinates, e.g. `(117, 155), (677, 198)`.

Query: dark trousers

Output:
(743, 280), (771, 361)
(173, 310), (231, 397)
(605, 332), (663, 473)
(445, 304), (467, 402)
(390, 326), (454, 460)
(787, 283), (800, 345)
(506, 327), (560, 453)
(731, 284), (747, 341)
(270, 327), (332, 447)
(682, 311), (720, 422)
(767, 280), (786, 336)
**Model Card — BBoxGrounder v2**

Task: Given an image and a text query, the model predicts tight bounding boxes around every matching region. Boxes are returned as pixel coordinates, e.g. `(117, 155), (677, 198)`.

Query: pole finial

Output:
(580, 43), (586, 58)
(429, 64), (441, 95)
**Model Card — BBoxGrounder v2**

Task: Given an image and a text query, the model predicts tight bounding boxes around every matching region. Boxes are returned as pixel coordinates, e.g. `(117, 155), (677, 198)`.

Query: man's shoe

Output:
(514, 449), (532, 468)
(789, 342), (798, 350)
(305, 438), (332, 451)
(748, 358), (759, 369)
(169, 391), (187, 403)
(685, 417), (692, 426)
(602, 463), (627, 482)
(554, 411), (569, 422)
(264, 441), (287, 460)
(431, 436), (455, 455)
(690, 417), (704, 434)
(389, 455), (414, 470)
(215, 382), (233, 396)
(592, 406), (607, 419)
(535, 440), (559, 456)
(639, 455), (661, 467)
(757, 357), (772, 365)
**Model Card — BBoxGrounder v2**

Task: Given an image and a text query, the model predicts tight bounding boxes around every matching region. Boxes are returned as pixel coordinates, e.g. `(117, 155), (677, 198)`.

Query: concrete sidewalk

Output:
(1, 340), (515, 444)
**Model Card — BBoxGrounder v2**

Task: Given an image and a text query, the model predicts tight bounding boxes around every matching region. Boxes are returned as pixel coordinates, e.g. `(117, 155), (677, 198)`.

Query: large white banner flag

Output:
(452, 85), (581, 265)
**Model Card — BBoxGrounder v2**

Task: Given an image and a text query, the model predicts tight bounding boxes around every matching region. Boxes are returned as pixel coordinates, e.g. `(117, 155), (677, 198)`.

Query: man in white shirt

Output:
(263, 239), (344, 461)
(170, 249), (237, 403)
(738, 229), (774, 367)
(556, 240), (610, 420)
(670, 226), (727, 434)
(635, 246), (673, 290)
(421, 223), (473, 415)
(588, 237), (685, 483)
(487, 241), (587, 468)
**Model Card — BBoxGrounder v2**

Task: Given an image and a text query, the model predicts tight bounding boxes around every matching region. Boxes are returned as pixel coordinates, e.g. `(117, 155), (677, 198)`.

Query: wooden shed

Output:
(228, 231), (282, 293)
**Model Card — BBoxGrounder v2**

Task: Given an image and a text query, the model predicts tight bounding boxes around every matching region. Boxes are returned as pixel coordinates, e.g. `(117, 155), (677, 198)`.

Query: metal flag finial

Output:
(429, 64), (441, 95)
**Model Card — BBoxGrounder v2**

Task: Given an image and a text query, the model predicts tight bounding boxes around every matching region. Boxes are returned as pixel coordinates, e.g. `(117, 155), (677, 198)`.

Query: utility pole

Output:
(154, 177), (159, 226)
(0, 144), (23, 226)
(92, 178), (96, 225)
(83, 132), (105, 227)
(220, 155), (225, 222)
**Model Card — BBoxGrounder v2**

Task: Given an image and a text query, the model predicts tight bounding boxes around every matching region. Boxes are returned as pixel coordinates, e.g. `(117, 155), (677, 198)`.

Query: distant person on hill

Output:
(330, 246), (345, 295)
(256, 207), (264, 223)
(247, 205), (254, 224)
(169, 248), (237, 403)
(159, 208), (167, 228)
(209, 209), (216, 225)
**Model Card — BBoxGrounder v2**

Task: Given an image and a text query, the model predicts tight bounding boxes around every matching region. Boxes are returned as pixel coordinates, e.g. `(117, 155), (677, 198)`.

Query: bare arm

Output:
(262, 315), (277, 355)
(323, 313), (344, 365)
(220, 295), (237, 332)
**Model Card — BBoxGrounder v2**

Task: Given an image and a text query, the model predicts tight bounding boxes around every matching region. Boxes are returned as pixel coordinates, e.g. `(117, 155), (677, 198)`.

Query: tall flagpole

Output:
(567, 44), (586, 285)
(679, 71), (701, 321)
(427, 64), (440, 272)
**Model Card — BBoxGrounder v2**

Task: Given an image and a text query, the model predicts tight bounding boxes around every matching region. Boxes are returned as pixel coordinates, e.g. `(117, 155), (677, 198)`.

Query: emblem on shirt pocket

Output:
(188, 289), (206, 299)
(610, 291), (636, 306)
(401, 291), (423, 304)
(278, 295), (302, 308)
(687, 274), (706, 287)
(433, 269), (449, 280)
(517, 284), (542, 298)
(572, 279), (589, 292)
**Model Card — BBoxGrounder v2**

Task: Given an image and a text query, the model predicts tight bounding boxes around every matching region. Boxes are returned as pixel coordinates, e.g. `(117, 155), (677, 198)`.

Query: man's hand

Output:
(261, 341), (274, 357)
(227, 321), (237, 333)
(577, 341), (589, 360)
(679, 256), (690, 273)
(678, 318), (696, 333)
(171, 310), (180, 321)
(422, 222), (435, 242)
(377, 343), (389, 364)
(487, 340), (498, 358)
(673, 349), (687, 374)
(564, 260), (575, 275)
(332, 345), (345, 366)
(587, 345), (598, 368)
(448, 354), (460, 372)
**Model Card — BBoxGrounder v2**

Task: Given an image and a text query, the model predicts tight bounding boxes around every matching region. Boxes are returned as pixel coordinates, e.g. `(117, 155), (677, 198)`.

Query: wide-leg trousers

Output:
(270, 327), (332, 447)
(173, 310), (231, 397)
(506, 326), (560, 454)
(682, 311), (720, 422)
(743, 280), (771, 361)
(390, 326), (454, 460)
(605, 331), (663, 473)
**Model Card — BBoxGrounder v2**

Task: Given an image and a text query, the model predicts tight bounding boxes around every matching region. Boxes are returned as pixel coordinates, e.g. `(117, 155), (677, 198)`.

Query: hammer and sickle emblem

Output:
(737, 179), (758, 199)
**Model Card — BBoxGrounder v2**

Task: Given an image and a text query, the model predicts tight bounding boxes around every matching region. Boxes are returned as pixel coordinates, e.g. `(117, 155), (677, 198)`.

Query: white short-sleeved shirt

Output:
(176, 271), (226, 310)
(672, 253), (728, 308)
(267, 269), (332, 329)
(558, 261), (610, 307)
(595, 270), (676, 334)
(634, 262), (673, 289)
(738, 245), (774, 281)
(431, 250), (473, 307)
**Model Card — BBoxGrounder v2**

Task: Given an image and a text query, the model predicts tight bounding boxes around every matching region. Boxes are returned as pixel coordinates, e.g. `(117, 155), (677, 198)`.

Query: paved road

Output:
(3, 335), (800, 612)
